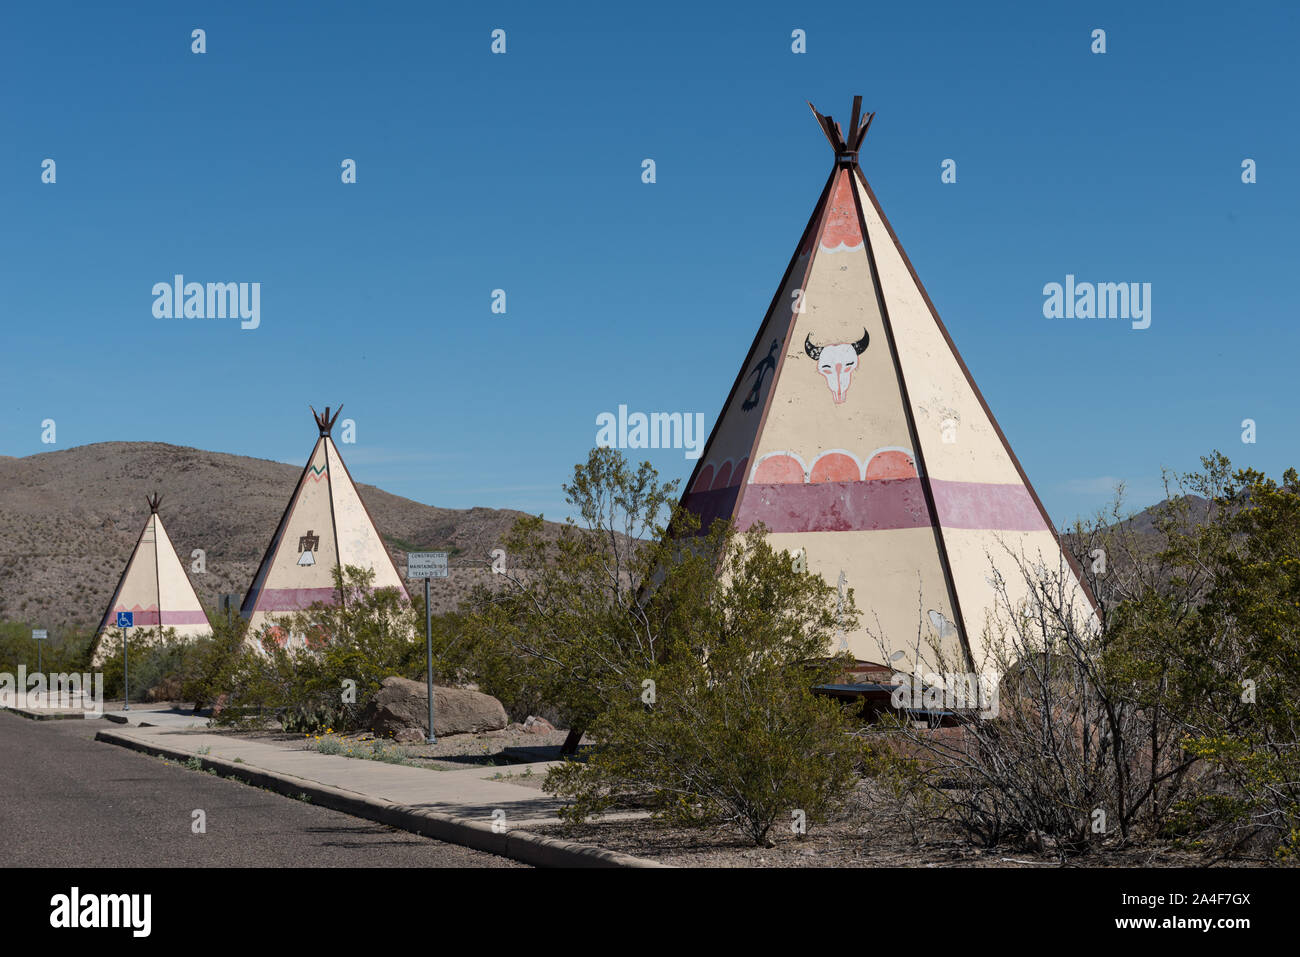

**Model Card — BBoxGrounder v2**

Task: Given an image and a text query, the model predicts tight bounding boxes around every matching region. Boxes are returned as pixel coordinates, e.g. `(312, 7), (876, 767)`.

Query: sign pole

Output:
(33, 630), (47, 674)
(425, 577), (436, 744)
(406, 551), (447, 745)
(116, 611), (134, 712)
(123, 623), (130, 711)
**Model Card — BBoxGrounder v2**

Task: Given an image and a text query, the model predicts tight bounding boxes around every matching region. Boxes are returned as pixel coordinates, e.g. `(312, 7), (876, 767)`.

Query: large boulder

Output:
(362, 676), (508, 742)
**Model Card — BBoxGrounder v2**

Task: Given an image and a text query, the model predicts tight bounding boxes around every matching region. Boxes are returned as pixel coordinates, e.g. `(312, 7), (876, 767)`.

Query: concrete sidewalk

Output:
(101, 705), (212, 729)
(96, 724), (661, 868)
(2, 701), (212, 727)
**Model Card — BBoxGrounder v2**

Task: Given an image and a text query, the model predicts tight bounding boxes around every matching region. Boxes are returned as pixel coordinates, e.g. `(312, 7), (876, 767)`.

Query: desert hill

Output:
(0, 442), (553, 637)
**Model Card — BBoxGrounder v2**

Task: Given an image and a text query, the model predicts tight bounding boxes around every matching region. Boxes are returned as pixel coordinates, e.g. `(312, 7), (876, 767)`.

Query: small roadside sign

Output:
(116, 611), (134, 628)
(33, 629), (49, 674)
(407, 552), (448, 745)
(407, 552), (449, 579)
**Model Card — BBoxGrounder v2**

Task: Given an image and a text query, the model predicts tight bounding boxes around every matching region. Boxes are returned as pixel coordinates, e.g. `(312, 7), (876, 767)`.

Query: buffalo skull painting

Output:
(804, 329), (870, 404)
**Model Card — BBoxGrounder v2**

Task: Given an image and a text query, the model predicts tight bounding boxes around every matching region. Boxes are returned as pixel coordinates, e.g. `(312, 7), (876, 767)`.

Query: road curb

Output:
(94, 729), (667, 869)
(1, 706), (89, 721)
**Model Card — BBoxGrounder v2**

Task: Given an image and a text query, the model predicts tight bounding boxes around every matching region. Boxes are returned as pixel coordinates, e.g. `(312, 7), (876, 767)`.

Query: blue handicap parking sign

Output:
(117, 611), (134, 628)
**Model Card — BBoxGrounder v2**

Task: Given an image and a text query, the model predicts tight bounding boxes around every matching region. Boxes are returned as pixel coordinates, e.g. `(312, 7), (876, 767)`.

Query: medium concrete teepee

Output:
(679, 98), (1097, 670)
(96, 494), (210, 651)
(240, 406), (408, 640)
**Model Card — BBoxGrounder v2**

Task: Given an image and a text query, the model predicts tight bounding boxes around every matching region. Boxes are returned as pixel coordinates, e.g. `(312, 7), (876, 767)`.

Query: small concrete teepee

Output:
(240, 406), (408, 641)
(95, 493), (210, 654)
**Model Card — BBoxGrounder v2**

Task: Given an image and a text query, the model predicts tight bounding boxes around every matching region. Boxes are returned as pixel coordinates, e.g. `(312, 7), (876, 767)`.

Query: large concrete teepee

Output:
(678, 97), (1097, 670)
(240, 406), (408, 641)
(95, 493), (210, 653)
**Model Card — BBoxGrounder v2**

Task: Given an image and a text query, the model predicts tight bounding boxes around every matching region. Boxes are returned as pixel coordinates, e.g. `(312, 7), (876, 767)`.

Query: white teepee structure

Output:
(240, 406), (408, 641)
(95, 493), (210, 657)
(678, 97), (1098, 670)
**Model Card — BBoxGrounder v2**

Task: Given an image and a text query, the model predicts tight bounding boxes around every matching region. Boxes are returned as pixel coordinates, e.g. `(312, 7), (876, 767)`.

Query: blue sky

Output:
(1, 1), (1295, 525)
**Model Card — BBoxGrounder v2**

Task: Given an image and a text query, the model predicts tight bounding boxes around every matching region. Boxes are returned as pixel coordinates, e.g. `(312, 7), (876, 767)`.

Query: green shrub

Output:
(215, 564), (423, 731)
(465, 447), (863, 846)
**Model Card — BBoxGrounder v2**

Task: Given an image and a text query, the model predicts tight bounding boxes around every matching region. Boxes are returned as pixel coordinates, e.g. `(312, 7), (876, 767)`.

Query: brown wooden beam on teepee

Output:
(810, 97), (874, 167)
(310, 404), (344, 436)
(807, 101), (844, 153)
(853, 109), (875, 152)
(146, 492), (162, 514)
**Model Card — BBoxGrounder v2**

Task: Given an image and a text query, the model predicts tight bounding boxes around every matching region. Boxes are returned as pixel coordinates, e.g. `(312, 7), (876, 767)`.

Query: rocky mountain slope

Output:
(0, 442), (552, 636)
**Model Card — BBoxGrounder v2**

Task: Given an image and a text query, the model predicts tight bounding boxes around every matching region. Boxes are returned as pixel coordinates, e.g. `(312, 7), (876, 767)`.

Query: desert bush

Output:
(172, 610), (248, 711)
(465, 447), (863, 845)
(859, 557), (1166, 855)
(862, 453), (1300, 861)
(95, 628), (205, 702)
(1171, 459), (1300, 858)
(215, 564), (421, 731)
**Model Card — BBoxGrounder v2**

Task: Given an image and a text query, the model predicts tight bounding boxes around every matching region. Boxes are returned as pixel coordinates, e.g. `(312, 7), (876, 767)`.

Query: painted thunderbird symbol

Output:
(297, 529), (320, 566)
(743, 338), (781, 411)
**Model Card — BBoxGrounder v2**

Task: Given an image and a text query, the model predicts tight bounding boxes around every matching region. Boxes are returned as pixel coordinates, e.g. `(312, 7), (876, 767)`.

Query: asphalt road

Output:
(0, 712), (522, 867)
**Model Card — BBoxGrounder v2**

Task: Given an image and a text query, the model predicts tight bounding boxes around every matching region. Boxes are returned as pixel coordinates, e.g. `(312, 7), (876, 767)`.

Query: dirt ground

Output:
(529, 815), (1236, 868)
(191, 717), (1262, 868)
(526, 776), (1264, 868)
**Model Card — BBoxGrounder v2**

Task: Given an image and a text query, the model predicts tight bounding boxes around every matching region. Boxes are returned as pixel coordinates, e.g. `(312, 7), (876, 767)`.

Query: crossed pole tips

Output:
(808, 94), (875, 166)
(146, 492), (162, 514)
(310, 404), (344, 436)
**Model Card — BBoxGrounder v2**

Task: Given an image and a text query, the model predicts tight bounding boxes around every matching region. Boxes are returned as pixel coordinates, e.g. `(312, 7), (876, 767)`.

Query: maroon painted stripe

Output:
(681, 485), (743, 533)
(737, 478), (932, 532)
(731, 478), (1046, 534)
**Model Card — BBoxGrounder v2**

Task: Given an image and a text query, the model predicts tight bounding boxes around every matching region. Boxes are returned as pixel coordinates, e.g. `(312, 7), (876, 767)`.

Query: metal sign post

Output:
(116, 612), (134, 710)
(406, 552), (448, 744)
(218, 593), (240, 626)
(32, 629), (47, 674)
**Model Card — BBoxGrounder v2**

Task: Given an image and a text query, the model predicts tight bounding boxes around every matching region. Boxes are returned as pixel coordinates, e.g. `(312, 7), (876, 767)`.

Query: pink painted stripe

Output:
(107, 608), (160, 627)
(930, 478), (1048, 532)
(104, 607), (210, 627)
(733, 478), (1046, 534)
(252, 587), (339, 612)
(159, 611), (210, 625)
